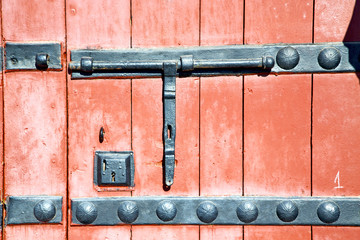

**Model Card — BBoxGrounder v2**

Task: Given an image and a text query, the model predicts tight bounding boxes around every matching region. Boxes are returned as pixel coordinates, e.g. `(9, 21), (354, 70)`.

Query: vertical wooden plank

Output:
(200, 1), (243, 239)
(244, 0), (312, 239)
(66, 1), (131, 239)
(0, 5), (4, 238)
(131, 0), (200, 239)
(313, 2), (360, 239)
(2, 0), (66, 239)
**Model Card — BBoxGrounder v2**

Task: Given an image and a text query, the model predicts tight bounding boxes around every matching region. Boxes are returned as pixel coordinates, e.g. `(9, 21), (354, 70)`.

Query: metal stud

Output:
(33, 200), (56, 222)
(35, 53), (49, 69)
(276, 200), (299, 222)
(318, 47), (341, 70)
(117, 201), (139, 224)
(276, 46), (300, 70)
(196, 201), (218, 223)
(236, 201), (258, 223)
(156, 200), (177, 222)
(76, 202), (98, 224)
(80, 57), (93, 73)
(99, 127), (105, 143)
(317, 201), (340, 224)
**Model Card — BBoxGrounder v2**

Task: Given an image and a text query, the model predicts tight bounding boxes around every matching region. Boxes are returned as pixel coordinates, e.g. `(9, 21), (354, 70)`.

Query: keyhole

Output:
(103, 160), (106, 172)
(111, 171), (116, 182)
(167, 125), (172, 139)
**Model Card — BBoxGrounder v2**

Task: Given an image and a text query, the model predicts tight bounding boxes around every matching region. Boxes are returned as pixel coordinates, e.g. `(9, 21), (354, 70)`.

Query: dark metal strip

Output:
(71, 196), (360, 226)
(0, 47), (3, 72)
(69, 42), (360, 79)
(5, 42), (62, 70)
(163, 62), (177, 187)
(6, 196), (63, 224)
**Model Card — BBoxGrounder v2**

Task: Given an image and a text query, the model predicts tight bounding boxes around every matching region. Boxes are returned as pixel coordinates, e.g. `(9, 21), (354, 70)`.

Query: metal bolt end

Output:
(262, 56), (275, 69)
(180, 55), (194, 71)
(197, 201), (218, 223)
(156, 200), (177, 222)
(80, 57), (94, 73)
(276, 200), (299, 222)
(99, 127), (105, 143)
(276, 47), (300, 70)
(35, 53), (49, 70)
(317, 201), (340, 224)
(117, 201), (139, 224)
(318, 47), (341, 70)
(236, 201), (258, 223)
(33, 200), (56, 222)
(76, 202), (98, 224)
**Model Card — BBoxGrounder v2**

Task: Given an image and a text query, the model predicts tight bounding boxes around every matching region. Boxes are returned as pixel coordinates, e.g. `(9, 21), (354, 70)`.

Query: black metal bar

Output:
(163, 62), (177, 187)
(69, 42), (360, 79)
(6, 196), (63, 224)
(71, 196), (360, 226)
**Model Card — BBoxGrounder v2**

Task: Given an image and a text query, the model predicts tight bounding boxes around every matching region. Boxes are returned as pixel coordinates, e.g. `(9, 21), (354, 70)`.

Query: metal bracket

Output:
(163, 62), (177, 187)
(71, 196), (360, 226)
(6, 196), (63, 224)
(5, 42), (62, 70)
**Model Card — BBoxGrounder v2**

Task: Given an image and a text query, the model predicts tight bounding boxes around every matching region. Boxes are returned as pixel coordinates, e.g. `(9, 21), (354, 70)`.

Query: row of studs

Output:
(74, 200), (341, 225)
(276, 46), (341, 70)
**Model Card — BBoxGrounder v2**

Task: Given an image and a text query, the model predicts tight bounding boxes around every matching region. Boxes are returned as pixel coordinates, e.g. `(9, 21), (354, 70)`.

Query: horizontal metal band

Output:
(5, 42), (62, 70)
(71, 196), (360, 226)
(6, 196), (63, 224)
(69, 42), (360, 79)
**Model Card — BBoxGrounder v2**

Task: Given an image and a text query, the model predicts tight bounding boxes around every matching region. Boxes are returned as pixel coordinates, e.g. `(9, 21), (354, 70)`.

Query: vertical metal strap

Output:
(163, 61), (177, 187)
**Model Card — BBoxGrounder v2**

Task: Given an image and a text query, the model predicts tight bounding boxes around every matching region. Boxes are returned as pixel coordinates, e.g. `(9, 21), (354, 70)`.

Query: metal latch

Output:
(68, 42), (360, 187)
(69, 53), (274, 187)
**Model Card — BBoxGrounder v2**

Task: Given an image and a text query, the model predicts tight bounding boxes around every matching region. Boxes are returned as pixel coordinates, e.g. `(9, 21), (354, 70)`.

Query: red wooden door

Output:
(0, 0), (359, 239)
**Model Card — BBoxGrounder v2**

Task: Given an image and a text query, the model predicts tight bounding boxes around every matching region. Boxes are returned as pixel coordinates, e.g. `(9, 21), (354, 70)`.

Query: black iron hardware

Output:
(99, 127), (105, 143)
(6, 196), (63, 224)
(69, 42), (360, 188)
(5, 42), (62, 70)
(94, 151), (135, 187)
(71, 196), (360, 226)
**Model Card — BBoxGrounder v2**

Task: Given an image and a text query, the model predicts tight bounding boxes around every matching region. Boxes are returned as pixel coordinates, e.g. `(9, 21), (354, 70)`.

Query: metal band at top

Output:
(69, 42), (360, 79)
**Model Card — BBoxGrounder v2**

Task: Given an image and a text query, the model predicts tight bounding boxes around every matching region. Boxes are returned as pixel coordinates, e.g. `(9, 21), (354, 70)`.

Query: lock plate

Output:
(94, 151), (135, 187)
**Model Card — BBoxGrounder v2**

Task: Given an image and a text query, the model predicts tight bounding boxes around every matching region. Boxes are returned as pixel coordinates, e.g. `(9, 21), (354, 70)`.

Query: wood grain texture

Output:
(4, 72), (67, 239)
(66, 0), (131, 239)
(313, 1), (360, 238)
(245, 226), (311, 240)
(200, 1), (243, 238)
(200, 0), (243, 46)
(245, 0), (313, 44)
(244, 0), (312, 238)
(132, 0), (199, 47)
(2, 0), (65, 42)
(244, 75), (311, 196)
(131, 0), (199, 239)
(2, 1), (67, 238)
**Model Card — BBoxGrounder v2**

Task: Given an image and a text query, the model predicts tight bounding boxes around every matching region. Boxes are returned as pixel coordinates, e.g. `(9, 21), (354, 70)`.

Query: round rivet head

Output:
(317, 201), (340, 223)
(76, 202), (98, 224)
(156, 200), (177, 222)
(35, 53), (49, 69)
(318, 47), (341, 70)
(276, 201), (298, 222)
(33, 200), (56, 222)
(276, 47), (300, 70)
(118, 201), (139, 224)
(197, 201), (218, 223)
(236, 201), (258, 223)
